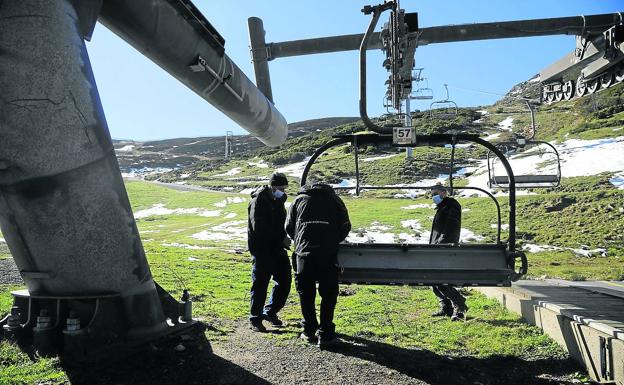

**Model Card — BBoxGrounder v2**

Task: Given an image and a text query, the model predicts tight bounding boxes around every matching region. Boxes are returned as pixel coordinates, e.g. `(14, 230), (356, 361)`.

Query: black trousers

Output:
(249, 251), (291, 323)
(432, 285), (465, 309)
(293, 254), (339, 339)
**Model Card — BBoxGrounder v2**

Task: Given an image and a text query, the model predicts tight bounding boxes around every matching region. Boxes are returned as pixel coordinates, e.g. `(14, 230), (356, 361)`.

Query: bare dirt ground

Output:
(66, 321), (582, 385)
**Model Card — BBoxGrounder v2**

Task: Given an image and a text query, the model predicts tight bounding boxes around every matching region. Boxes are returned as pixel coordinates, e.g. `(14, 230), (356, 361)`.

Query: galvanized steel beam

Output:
(98, 0), (288, 147)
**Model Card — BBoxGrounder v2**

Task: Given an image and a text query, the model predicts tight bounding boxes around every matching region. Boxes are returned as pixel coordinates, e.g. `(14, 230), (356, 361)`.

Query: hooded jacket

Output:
(285, 184), (351, 259)
(247, 186), (287, 256)
(429, 196), (462, 244)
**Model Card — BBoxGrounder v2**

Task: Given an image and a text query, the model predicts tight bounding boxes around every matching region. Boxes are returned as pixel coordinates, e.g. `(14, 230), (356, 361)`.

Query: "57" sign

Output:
(393, 127), (416, 145)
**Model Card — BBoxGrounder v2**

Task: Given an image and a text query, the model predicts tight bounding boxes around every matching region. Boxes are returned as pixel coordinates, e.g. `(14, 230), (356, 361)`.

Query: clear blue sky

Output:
(86, 0), (623, 141)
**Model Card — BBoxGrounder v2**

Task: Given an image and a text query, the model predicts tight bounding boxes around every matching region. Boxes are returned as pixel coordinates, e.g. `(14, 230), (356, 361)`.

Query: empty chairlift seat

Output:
(488, 140), (562, 189)
(337, 243), (514, 286)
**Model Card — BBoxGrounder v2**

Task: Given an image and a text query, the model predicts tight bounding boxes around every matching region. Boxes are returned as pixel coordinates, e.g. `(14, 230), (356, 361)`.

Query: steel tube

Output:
(98, 0), (287, 147)
(248, 17), (274, 103)
(0, 0), (167, 337)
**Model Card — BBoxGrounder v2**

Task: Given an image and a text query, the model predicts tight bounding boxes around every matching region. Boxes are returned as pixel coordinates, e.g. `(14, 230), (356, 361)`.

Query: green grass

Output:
(2, 179), (621, 382)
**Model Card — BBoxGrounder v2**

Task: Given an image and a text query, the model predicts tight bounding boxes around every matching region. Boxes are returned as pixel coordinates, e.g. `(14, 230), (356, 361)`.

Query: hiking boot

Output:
(250, 321), (266, 332)
(317, 336), (339, 349)
(431, 307), (453, 317)
(451, 304), (468, 322)
(262, 313), (284, 327)
(299, 332), (317, 344)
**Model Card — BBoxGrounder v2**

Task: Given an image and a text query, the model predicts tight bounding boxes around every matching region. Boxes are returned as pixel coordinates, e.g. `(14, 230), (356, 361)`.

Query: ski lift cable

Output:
(446, 84), (539, 103)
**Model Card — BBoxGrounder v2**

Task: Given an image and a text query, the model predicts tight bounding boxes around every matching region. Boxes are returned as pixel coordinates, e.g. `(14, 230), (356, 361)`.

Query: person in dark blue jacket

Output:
(247, 172), (292, 332)
(286, 183), (351, 347)
(429, 184), (468, 321)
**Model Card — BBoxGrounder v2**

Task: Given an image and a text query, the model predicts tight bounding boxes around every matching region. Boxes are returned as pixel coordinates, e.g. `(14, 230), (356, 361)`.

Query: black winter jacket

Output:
(247, 186), (287, 256)
(429, 196), (461, 244)
(285, 184), (351, 258)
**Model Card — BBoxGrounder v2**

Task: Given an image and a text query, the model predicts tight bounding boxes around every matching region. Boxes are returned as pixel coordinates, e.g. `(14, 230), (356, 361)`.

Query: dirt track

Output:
(66, 321), (582, 385)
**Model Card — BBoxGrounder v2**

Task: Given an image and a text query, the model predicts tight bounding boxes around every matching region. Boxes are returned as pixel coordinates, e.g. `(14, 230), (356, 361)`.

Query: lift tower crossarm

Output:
(260, 13), (622, 60)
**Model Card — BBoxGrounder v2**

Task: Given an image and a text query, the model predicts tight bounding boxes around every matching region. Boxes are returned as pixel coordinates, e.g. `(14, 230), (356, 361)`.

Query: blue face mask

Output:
(273, 189), (285, 199)
(432, 194), (443, 205)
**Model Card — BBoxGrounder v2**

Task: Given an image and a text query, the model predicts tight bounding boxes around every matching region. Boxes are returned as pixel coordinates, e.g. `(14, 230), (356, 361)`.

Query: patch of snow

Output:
(333, 179), (356, 188)
(572, 247), (607, 257)
(610, 173), (624, 189)
(248, 160), (269, 168)
(188, 257), (200, 261)
(214, 197), (246, 207)
(483, 132), (501, 141)
(529, 75), (541, 83)
(369, 221), (392, 232)
(115, 145), (135, 152)
(214, 167), (242, 177)
(276, 156), (312, 179)
(490, 224), (510, 231)
(613, 127), (623, 132)
(476, 110), (489, 115)
(162, 243), (213, 250)
(462, 208), (471, 212)
(122, 167), (174, 178)
(345, 231), (396, 244)
(522, 244), (563, 253)
(401, 204), (434, 210)
(460, 229), (484, 243)
(134, 204), (221, 219)
(191, 220), (247, 242)
(184, 140), (204, 146)
(180, 173), (190, 179)
(239, 188), (256, 195)
(362, 154), (399, 162)
(497, 117), (514, 131)
(0, 236), (5, 243)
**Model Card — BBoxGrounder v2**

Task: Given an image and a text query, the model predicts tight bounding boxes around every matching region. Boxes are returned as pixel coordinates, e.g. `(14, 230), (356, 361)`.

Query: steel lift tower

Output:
(0, 0), (288, 359)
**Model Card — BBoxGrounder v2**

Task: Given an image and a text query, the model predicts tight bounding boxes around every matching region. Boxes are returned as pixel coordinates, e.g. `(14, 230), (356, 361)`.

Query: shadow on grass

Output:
(63, 323), (274, 385)
(325, 334), (581, 385)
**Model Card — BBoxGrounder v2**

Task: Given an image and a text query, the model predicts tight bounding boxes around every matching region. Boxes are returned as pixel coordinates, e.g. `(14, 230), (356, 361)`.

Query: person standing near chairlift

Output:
(429, 184), (468, 321)
(286, 181), (351, 348)
(247, 172), (292, 332)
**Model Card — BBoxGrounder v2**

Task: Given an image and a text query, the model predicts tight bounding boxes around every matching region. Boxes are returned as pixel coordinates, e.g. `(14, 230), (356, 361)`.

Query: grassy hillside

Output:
(0, 181), (590, 384)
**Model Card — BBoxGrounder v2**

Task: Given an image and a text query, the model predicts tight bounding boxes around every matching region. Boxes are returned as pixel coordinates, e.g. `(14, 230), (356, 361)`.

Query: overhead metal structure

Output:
(0, 0), (287, 359)
(248, 8), (623, 113)
(300, 133), (528, 287)
(540, 23), (624, 102)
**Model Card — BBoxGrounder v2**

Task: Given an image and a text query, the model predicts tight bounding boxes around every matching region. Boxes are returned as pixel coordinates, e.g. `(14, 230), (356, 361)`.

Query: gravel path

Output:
(70, 321), (582, 385)
(0, 257), (22, 285)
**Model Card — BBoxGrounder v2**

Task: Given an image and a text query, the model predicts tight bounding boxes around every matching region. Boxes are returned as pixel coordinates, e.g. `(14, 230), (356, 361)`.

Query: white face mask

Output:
(432, 194), (443, 205)
(273, 189), (285, 199)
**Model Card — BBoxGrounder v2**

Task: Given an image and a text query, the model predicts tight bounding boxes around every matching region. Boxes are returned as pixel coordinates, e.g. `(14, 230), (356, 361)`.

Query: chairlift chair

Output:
(429, 84), (458, 119)
(486, 101), (562, 189)
(301, 133), (527, 287)
(410, 68), (434, 100)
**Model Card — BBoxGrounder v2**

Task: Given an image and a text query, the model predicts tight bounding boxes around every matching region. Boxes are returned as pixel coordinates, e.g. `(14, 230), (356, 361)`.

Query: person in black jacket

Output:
(429, 184), (468, 321)
(247, 172), (292, 332)
(285, 183), (351, 347)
